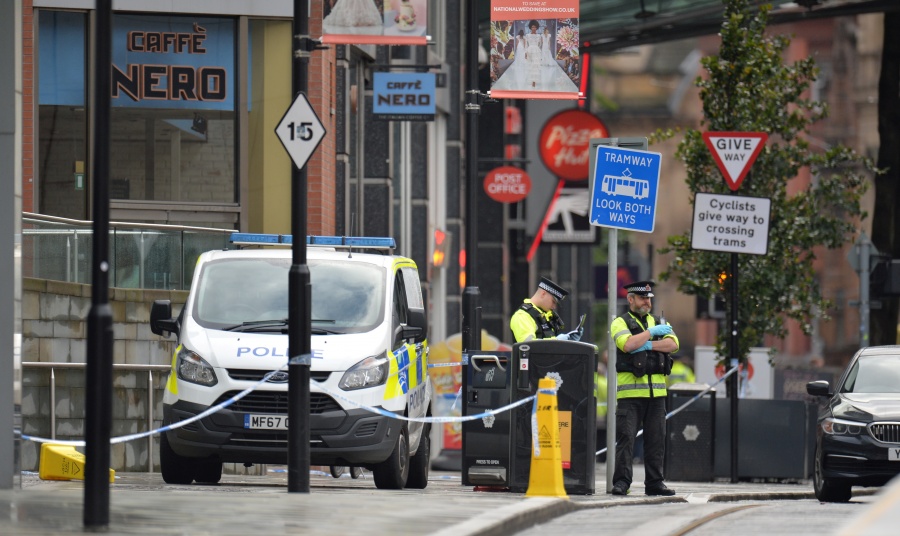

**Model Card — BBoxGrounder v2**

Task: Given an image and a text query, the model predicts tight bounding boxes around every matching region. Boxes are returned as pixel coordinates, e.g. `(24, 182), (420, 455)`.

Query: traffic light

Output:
(433, 229), (450, 268)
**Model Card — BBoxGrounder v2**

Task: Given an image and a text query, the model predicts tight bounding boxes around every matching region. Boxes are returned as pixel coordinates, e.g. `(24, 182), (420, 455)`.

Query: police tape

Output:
(19, 364), (540, 446)
(593, 364), (740, 456)
(20, 360), (733, 451)
(21, 367), (288, 447)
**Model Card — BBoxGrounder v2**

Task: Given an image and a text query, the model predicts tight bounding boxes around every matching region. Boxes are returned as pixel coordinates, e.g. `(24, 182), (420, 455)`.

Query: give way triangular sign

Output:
(702, 132), (768, 191)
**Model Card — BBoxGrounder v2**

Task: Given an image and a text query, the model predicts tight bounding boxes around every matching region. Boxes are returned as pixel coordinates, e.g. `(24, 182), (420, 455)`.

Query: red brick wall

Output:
(307, 1), (337, 236)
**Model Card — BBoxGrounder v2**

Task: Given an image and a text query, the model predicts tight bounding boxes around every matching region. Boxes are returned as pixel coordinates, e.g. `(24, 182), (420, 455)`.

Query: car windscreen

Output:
(840, 354), (900, 394)
(193, 257), (386, 333)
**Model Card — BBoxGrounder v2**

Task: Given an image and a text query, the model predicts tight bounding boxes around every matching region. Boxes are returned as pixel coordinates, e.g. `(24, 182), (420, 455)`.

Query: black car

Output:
(806, 345), (900, 502)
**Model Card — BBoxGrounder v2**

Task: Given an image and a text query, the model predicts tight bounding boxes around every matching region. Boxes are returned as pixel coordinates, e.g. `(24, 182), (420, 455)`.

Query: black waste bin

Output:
(665, 383), (716, 482)
(461, 352), (512, 486)
(508, 339), (597, 495)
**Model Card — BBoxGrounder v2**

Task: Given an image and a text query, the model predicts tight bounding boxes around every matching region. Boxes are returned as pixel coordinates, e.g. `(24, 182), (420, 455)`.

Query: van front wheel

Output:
(160, 432), (195, 485)
(373, 425), (409, 489)
(406, 423), (430, 489)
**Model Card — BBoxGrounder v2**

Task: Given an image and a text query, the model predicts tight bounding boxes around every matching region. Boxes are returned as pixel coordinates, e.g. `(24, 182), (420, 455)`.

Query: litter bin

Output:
(508, 339), (597, 495)
(665, 383), (715, 482)
(461, 352), (512, 486)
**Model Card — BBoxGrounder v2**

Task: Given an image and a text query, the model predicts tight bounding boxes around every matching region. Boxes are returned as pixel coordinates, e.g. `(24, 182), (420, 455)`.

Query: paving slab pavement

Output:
(0, 463), (882, 536)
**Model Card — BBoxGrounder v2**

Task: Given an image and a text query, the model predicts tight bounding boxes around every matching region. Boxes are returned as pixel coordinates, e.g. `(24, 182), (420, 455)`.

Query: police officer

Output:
(510, 277), (581, 342)
(609, 281), (678, 496)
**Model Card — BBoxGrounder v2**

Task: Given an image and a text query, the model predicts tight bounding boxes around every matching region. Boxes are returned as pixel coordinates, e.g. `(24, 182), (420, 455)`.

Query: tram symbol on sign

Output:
(600, 169), (650, 199)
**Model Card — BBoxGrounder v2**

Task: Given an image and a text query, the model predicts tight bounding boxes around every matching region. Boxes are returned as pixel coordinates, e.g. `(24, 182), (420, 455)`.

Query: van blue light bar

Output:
(230, 233), (292, 245)
(307, 236), (396, 249)
(230, 233), (395, 249)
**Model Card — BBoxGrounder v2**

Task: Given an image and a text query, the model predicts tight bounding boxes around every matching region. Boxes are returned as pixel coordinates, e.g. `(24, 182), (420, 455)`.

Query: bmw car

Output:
(806, 345), (900, 502)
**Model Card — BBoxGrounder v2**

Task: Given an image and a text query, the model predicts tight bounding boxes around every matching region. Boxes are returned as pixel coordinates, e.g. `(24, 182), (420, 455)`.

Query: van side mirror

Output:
(403, 308), (427, 342)
(150, 300), (180, 337)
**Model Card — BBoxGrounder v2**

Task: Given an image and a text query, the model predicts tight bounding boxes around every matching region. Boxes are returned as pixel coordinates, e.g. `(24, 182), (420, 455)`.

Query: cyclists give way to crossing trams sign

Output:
(589, 145), (661, 233)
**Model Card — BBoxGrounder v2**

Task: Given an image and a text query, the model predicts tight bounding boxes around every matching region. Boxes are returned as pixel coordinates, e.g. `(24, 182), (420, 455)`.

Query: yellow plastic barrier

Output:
(39, 443), (115, 483)
(525, 377), (568, 499)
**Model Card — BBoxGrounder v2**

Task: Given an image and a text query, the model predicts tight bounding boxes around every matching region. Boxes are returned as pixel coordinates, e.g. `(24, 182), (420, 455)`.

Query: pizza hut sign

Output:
(483, 166), (531, 204)
(539, 109), (609, 181)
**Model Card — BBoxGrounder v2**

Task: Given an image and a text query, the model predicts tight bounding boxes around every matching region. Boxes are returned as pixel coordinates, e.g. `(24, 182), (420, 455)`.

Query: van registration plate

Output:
(244, 414), (288, 430)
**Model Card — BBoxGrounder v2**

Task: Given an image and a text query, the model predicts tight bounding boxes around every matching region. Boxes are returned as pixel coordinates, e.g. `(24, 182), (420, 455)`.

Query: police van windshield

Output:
(193, 257), (386, 333)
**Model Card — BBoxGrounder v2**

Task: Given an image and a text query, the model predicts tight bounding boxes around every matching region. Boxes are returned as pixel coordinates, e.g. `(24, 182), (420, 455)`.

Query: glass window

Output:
(38, 10), (89, 219)
(193, 257), (386, 333)
(842, 354), (900, 394)
(109, 15), (237, 204)
(37, 12), (239, 219)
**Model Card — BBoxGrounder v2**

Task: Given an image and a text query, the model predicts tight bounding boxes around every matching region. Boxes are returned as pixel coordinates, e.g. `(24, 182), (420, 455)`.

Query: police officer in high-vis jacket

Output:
(609, 281), (679, 497)
(510, 277), (581, 343)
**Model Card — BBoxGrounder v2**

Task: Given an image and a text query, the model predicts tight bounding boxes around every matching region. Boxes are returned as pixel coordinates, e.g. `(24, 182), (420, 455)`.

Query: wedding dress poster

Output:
(489, 0), (581, 100)
(321, 0), (428, 45)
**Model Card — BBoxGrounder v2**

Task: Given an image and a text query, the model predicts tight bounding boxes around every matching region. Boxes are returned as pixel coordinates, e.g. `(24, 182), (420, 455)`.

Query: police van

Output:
(150, 234), (431, 489)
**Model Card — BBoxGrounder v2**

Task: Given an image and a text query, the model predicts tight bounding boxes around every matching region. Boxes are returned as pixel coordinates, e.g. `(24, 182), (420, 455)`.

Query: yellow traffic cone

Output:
(39, 443), (115, 483)
(525, 377), (568, 499)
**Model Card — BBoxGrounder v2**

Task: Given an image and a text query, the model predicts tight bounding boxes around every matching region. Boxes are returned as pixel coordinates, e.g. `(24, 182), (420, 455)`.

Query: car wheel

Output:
(373, 425), (409, 490)
(814, 445), (851, 502)
(350, 466), (363, 479)
(160, 432), (196, 485)
(330, 466), (345, 478)
(406, 423), (431, 489)
(193, 458), (223, 484)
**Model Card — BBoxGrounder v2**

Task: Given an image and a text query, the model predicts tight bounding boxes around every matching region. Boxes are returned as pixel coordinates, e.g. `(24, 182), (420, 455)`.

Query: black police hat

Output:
(624, 280), (655, 297)
(538, 277), (569, 302)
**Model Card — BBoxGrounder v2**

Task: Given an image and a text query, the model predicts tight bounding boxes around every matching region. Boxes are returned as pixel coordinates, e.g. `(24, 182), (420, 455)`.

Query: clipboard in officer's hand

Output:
(565, 314), (587, 338)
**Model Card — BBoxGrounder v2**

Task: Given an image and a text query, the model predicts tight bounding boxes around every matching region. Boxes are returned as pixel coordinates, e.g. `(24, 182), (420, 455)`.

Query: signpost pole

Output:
(288, 0), (311, 493)
(606, 226), (617, 494)
(462, 0), (481, 353)
(728, 249), (739, 484)
(84, 0), (113, 527)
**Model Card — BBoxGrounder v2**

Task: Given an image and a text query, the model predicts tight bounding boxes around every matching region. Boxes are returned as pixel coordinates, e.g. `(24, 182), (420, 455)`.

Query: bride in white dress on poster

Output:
(524, 20), (542, 89)
(541, 27), (555, 67)
(323, 0), (382, 29)
(514, 30), (527, 88)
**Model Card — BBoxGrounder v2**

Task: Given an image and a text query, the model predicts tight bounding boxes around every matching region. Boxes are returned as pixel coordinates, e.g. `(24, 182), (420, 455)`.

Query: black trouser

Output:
(613, 396), (667, 489)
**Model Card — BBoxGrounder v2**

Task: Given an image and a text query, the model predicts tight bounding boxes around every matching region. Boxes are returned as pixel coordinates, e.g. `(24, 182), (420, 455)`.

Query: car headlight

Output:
(177, 347), (218, 386)
(339, 355), (390, 391)
(822, 417), (865, 436)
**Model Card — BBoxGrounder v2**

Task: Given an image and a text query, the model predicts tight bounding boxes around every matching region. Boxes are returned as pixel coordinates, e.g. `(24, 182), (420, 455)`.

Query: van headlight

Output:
(339, 355), (389, 391)
(177, 348), (218, 386)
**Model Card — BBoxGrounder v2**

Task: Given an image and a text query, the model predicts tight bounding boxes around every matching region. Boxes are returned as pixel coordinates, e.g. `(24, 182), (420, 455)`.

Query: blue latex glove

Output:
(648, 324), (673, 337)
(631, 341), (652, 353)
(556, 333), (570, 340)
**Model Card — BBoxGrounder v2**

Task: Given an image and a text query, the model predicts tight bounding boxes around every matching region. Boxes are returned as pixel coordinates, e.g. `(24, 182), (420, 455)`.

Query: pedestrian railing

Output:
(22, 362), (171, 473)
(22, 212), (234, 290)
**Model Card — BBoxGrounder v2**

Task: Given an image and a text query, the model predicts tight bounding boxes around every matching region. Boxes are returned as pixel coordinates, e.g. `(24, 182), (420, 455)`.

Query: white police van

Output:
(150, 234), (431, 489)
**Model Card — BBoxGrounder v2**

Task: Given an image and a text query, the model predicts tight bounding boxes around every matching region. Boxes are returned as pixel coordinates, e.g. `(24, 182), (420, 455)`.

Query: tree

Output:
(871, 11), (900, 346)
(653, 0), (876, 364)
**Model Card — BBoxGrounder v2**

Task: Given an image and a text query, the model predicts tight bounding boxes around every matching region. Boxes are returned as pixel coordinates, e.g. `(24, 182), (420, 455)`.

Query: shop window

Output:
(38, 10), (89, 219)
(38, 12), (238, 219)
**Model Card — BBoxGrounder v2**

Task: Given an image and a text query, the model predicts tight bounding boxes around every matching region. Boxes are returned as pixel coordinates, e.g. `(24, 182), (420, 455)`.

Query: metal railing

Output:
(22, 212), (235, 290)
(22, 362), (171, 472)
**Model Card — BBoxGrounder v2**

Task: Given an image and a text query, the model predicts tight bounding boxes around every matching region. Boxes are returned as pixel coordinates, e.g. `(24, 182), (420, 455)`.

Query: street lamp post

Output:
(462, 0), (482, 353)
